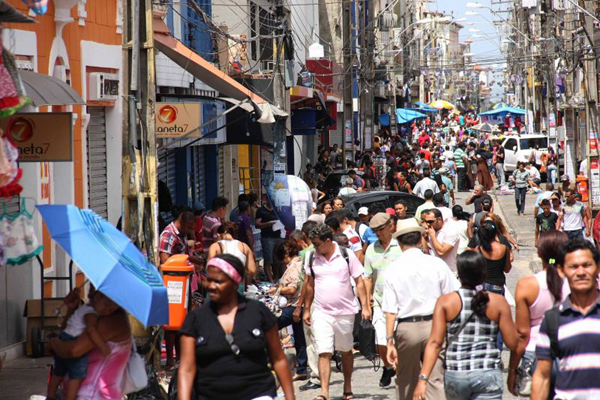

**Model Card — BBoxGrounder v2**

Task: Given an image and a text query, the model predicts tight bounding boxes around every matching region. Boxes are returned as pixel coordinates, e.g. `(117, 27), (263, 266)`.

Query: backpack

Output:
(544, 306), (561, 359)
(307, 246), (350, 277)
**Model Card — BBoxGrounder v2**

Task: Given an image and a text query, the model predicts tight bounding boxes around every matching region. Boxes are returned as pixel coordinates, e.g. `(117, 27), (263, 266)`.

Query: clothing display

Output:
(0, 199), (43, 265)
(0, 32), (28, 118)
(0, 136), (23, 198)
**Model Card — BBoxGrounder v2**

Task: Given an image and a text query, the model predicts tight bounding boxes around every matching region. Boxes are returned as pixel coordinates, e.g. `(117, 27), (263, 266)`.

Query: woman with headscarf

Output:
(178, 254), (295, 400)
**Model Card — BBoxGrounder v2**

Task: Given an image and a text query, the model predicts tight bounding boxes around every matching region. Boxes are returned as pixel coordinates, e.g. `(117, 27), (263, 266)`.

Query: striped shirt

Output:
(536, 292), (600, 400)
(454, 148), (466, 168)
(364, 239), (402, 306)
(446, 288), (500, 371)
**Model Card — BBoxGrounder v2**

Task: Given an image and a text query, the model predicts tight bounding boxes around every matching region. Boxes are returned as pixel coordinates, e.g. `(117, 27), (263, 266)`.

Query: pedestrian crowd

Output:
(44, 111), (600, 400)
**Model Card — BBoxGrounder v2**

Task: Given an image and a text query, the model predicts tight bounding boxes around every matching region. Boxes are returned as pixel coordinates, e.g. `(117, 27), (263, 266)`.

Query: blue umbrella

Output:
(413, 101), (438, 112)
(37, 205), (168, 326)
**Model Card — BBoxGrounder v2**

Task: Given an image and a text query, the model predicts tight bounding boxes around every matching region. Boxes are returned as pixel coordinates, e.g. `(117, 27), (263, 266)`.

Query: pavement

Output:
(0, 189), (539, 400)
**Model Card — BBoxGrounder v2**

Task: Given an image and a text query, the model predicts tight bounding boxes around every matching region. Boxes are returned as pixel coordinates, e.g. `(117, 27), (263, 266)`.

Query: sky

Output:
(433, 0), (506, 102)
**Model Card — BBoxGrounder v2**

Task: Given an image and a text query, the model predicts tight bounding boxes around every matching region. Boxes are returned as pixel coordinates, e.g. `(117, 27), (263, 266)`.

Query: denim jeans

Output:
(483, 283), (505, 351)
(515, 187), (527, 214)
(278, 306), (307, 375)
(444, 369), (503, 400)
(565, 229), (584, 240)
(495, 163), (504, 186)
(546, 165), (557, 185)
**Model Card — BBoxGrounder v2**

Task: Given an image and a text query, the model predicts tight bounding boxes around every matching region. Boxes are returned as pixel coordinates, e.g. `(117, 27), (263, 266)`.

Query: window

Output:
(505, 138), (518, 152)
(249, 2), (275, 66)
(520, 137), (548, 150)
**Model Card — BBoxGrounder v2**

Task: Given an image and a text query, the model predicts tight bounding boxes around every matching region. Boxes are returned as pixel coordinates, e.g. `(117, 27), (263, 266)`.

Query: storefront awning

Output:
(218, 97), (288, 120)
(19, 71), (85, 107)
(0, 1), (35, 23)
(154, 23), (284, 115)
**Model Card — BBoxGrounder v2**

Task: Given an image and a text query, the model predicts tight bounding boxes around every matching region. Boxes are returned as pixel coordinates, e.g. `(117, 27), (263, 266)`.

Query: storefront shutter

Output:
(192, 146), (206, 206)
(86, 107), (108, 218)
(218, 145), (224, 196)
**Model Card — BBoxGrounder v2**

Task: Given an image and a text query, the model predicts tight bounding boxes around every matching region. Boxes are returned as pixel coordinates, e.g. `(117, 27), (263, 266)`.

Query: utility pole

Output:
(272, 0), (288, 176)
(122, 0), (158, 262)
(362, 0), (375, 148)
(342, 0), (354, 167)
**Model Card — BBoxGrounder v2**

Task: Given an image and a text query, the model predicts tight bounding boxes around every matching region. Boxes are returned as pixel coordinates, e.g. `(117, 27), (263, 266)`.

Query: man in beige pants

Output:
(383, 218), (459, 399)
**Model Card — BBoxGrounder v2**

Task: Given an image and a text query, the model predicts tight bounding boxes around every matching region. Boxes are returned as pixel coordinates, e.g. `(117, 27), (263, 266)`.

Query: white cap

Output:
(358, 207), (369, 216)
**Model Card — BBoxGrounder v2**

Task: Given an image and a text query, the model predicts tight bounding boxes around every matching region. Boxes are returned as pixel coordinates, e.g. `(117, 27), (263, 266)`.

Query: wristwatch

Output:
(386, 335), (394, 341)
(419, 374), (429, 381)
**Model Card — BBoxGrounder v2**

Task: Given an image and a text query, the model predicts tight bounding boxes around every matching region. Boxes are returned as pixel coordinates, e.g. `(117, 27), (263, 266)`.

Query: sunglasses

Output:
(424, 219), (436, 224)
(225, 333), (240, 356)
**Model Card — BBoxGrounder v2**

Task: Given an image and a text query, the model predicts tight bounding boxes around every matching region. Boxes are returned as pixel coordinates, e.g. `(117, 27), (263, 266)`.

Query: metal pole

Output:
(342, 0), (353, 167)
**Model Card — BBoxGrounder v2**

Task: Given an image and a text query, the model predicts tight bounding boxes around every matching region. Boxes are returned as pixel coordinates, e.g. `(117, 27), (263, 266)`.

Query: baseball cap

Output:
(358, 207), (369, 216)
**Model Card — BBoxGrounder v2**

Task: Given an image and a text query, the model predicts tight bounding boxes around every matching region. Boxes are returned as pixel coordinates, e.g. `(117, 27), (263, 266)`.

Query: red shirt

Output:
(420, 149), (432, 162)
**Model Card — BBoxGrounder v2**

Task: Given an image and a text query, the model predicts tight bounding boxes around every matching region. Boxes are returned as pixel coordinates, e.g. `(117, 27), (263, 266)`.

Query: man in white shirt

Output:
(432, 192), (452, 222)
(338, 178), (357, 196)
(383, 218), (459, 400)
(412, 169), (440, 199)
(527, 162), (541, 188)
(422, 208), (460, 272)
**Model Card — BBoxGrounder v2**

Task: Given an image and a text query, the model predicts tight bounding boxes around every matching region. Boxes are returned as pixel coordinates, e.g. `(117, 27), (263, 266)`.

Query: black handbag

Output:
(358, 319), (377, 361)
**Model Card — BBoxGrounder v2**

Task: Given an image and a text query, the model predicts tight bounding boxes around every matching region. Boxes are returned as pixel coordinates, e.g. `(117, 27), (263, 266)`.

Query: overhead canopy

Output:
(471, 122), (499, 133)
(492, 102), (510, 110)
(0, 0), (35, 23)
(154, 25), (286, 117)
(219, 97), (288, 120)
(19, 70), (85, 107)
(479, 106), (526, 116)
(413, 101), (438, 112)
(396, 108), (427, 124)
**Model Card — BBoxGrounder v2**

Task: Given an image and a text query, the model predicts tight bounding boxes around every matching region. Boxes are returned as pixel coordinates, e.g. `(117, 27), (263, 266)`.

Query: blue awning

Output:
(479, 106), (526, 116)
(378, 113), (390, 126)
(396, 108), (427, 124)
(413, 101), (438, 112)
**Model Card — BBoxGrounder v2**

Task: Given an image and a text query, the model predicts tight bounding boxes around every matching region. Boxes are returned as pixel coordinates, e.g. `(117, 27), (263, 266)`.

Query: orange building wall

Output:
(5, 0), (122, 208)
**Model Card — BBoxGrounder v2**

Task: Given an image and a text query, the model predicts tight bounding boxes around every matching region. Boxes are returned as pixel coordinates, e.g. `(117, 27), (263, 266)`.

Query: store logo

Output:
(158, 105), (178, 124)
(7, 117), (35, 142)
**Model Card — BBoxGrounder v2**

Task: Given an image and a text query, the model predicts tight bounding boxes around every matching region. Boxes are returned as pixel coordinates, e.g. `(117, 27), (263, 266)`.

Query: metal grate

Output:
(86, 107), (108, 218)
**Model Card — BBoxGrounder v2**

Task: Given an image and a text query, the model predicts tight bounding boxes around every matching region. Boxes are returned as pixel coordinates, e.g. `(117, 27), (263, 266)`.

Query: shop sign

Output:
(156, 102), (202, 138)
(0, 112), (73, 162)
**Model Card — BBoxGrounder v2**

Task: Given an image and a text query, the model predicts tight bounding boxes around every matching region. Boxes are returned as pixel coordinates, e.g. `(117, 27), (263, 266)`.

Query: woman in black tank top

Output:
(476, 221), (512, 288)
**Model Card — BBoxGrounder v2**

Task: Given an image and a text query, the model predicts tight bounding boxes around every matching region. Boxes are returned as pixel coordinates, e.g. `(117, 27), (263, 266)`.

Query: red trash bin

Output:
(161, 254), (194, 331)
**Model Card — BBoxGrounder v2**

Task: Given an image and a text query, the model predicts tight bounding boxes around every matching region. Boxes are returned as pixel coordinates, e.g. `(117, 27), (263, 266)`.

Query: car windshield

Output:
(520, 137), (548, 150)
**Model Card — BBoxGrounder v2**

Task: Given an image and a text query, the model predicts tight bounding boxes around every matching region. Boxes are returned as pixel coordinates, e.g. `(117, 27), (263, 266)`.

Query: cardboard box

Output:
(23, 299), (68, 357)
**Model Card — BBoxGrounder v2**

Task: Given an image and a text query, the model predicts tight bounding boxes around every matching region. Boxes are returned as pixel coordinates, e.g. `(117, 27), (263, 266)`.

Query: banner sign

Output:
(0, 112), (73, 162)
(156, 102), (202, 138)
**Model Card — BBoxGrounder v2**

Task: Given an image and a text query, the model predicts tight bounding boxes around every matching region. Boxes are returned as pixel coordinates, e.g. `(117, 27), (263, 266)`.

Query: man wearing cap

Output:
(357, 207), (370, 240)
(338, 177), (357, 196)
(363, 213), (403, 387)
(383, 218), (459, 400)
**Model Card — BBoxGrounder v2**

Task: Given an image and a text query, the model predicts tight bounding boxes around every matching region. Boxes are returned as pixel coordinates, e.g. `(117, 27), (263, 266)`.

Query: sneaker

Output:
(299, 381), (321, 391)
(379, 367), (395, 387)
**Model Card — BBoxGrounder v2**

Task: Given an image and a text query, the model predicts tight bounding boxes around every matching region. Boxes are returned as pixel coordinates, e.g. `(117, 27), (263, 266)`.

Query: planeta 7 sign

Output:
(155, 102), (202, 138)
(0, 112), (73, 162)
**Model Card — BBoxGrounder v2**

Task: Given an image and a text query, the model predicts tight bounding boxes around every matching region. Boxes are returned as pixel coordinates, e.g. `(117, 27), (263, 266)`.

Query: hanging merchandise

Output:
(0, 135), (22, 197)
(20, 0), (48, 15)
(0, 30), (29, 118)
(0, 198), (42, 265)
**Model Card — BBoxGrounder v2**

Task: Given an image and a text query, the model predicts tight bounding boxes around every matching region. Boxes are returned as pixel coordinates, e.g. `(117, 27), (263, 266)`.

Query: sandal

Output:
(313, 396), (328, 400)
(342, 392), (354, 400)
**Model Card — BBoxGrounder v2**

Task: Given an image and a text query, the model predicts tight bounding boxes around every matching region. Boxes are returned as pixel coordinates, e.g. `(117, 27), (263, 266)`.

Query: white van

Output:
(502, 134), (549, 175)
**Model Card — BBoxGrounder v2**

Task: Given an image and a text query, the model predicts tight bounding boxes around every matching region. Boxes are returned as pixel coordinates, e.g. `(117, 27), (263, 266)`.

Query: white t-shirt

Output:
(561, 202), (585, 231)
(343, 226), (363, 253)
(528, 166), (541, 180)
(413, 178), (440, 198)
(338, 187), (357, 196)
(429, 221), (460, 272)
(63, 304), (97, 338)
(437, 206), (453, 222)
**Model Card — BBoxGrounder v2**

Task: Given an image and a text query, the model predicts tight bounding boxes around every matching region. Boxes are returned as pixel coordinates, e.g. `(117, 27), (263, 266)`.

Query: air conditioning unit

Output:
(88, 72), (119, 101)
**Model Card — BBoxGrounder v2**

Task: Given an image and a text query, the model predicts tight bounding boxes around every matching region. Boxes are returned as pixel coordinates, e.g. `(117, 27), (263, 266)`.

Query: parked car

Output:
(502, 134), (549, 177)
(318, 169), (366, 201)
(340, 191), (425, 217)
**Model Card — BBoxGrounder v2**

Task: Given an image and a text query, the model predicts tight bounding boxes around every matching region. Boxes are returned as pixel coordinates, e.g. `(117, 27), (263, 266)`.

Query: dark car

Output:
(340, 191), (425, 217)
(318, 169), (366, 201)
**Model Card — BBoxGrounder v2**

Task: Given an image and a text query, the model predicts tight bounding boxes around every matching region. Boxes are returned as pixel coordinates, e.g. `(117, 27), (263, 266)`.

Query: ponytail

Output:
(546, 258), (563, 303)
(471, 290), (490, 318)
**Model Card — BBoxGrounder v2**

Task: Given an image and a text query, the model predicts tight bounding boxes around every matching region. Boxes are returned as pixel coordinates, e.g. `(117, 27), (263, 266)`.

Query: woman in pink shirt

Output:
(507, 230), (569, 396)
(50, 288), (132, 400)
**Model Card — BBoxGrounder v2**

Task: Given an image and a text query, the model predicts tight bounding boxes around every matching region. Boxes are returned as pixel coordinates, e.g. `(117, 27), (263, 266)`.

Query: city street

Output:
(292, 190), (539, 400)
(0, 190), (540, 400)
